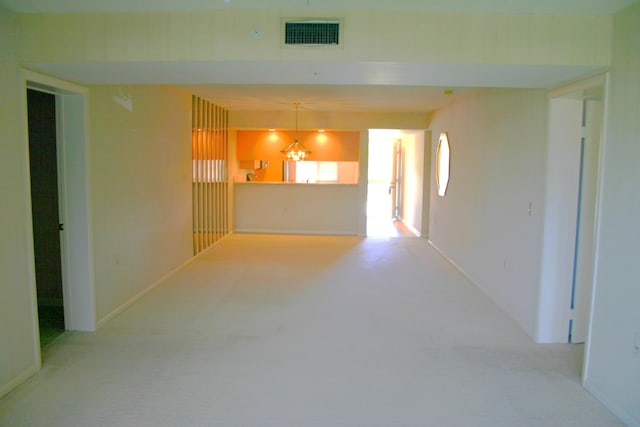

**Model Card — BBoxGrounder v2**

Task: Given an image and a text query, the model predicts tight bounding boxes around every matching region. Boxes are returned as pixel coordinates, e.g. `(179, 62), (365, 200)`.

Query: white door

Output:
(570, 96), (604, 343)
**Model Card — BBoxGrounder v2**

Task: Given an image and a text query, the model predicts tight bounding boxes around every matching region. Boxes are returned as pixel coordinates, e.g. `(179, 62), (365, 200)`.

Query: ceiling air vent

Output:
(283, 19), (342, 46)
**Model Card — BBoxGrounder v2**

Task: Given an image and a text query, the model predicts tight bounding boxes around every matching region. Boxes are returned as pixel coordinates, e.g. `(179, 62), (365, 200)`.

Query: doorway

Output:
(366, 129), (428, 237)
(27, 88), (65, 347)
(24, 71), (96, 340)
(367, 136), (399, 236)
(538, 75), (606, 350)
(367, 132), (402, 237)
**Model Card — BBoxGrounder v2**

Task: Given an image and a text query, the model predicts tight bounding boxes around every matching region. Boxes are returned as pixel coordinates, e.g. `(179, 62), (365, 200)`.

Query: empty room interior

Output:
(0, 0), (639, 426)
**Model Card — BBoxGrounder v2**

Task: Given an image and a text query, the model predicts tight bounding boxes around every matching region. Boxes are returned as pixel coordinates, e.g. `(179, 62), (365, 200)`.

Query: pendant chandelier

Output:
(280, 102), (311, 161)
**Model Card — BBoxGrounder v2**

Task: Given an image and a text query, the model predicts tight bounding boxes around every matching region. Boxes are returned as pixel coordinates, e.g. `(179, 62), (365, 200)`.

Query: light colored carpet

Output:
(0, 234), (624, 427)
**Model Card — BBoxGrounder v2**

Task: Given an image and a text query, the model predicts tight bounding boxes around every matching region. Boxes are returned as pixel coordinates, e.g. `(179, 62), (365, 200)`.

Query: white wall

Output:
(428, 89), (548, 339)
(20, 10), (611, 68)
(89, 85), (194, 322)
(584, 3), (640, 425)
(234, 183), (359, 235)
(400, 131), (427, 235)
(421, 131), (433, 239)
(0, 6), (41, 398)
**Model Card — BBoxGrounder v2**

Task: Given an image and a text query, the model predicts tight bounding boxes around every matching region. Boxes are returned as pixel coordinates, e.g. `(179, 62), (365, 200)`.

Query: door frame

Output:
(22, 70), (96, 337)
(536, 74), (607, 356)
(365, 129), (430, 237)
(390, 139), (401, 219)
(365, 131), (400, 235)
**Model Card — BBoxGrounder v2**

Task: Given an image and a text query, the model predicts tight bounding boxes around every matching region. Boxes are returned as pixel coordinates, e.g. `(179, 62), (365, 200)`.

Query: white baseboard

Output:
(0, 364), (39, 399)
(584, 378), (640, 427)
(427, 239), (477, 284)
(400, 218), (422, 237)
(427, 239), (538, 342)
(96, 234), (232, 329)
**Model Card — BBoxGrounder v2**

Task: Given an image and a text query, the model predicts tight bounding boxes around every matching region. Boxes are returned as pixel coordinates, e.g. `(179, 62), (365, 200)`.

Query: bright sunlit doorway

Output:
(367, 129), (425, 237)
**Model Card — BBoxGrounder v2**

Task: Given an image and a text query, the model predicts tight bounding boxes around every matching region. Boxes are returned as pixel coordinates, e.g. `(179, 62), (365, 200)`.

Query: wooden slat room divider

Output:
(192, 95), (229, 254)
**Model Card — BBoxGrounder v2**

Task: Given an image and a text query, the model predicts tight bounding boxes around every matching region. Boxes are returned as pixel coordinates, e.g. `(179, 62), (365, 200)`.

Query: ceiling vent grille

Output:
(283, 19), (342, 46)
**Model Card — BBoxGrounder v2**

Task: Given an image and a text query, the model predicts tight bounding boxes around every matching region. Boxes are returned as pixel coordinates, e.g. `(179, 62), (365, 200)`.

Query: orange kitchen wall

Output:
(236, 130), (359, 161)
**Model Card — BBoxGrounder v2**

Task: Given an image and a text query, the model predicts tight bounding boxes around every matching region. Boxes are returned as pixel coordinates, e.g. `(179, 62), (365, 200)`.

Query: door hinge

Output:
(59, 223), (64, 231)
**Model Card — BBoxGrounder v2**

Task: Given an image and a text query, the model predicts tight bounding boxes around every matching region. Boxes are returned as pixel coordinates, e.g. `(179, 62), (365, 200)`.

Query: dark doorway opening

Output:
(27, 88), (65, 347)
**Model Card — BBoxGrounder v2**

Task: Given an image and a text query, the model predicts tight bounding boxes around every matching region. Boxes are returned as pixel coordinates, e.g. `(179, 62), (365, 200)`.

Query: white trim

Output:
(582, 72), (611, 385)
(547, 73), (607, 99)
(24, 70), (87, 95)
(22, 69), (97, 335)
(96, 234), (232, 329)
(583, 379), (639, 427)
(427, 239), (477, 286)
(19, 77), (43, 381)
(536, 75), (608, 344)
(55, 94), (70, 327)
(0, 364), (39, 400)
(401, 219), (421, 237)
(426, 239), (537, 340)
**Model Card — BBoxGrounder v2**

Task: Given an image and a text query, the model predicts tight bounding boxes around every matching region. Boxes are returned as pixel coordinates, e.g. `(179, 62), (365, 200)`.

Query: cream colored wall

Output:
(20, 10), (610, 66)
(0, 6), (40, 398)
(89, 85), (193, 321)
(234, 183), (359, 235)
(584, 3), (640, 425)
(230, 111), (429, 132)
(400, 131), (426, 235)
(428, 88), (548, 339)
(421, 130), (432, 239)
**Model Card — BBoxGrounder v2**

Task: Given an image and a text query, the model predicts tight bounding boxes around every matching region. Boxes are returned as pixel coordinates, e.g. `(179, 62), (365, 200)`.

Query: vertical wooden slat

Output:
(198, 97), (205, 253)
(191, 95), (197, 254)
(223, 109), (229, 235)
(220, 107), (225, 238)
(214, 105), (218, 243)
(213, 104), (218, 243)
(214, 105), (220, 243)
(208, 104), (217, 244)
(213, 104), (219, 244)
(196, 96), (202, 254)
(220, 107), (225, 239)
(213, 103), (218, 245)
(205, 102), (213, 247)
(205, 100), (211, 248)
(203, 99), (209, 248)
(220, 107), (226, 236)
(191, 95), (229, 254)
(221, 107), (226, 237)
(195, 97), (200, 253)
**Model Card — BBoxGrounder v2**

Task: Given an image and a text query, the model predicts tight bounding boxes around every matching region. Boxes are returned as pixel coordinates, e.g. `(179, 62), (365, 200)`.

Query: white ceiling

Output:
(1, 0), (637, 14)
(7, 0), (632, 112)
(29, 60), (604, 112)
